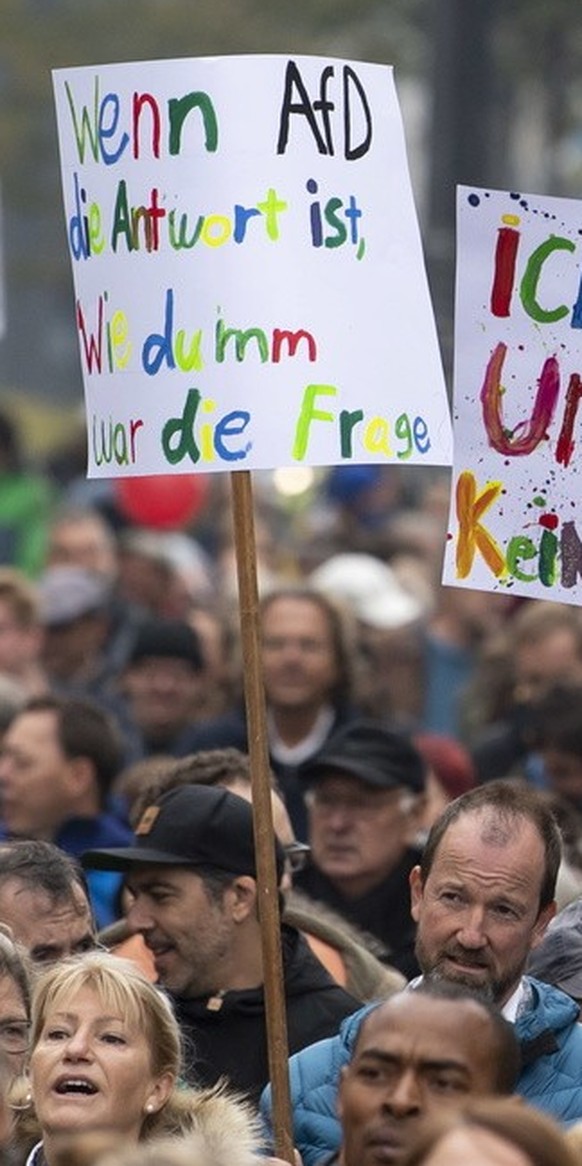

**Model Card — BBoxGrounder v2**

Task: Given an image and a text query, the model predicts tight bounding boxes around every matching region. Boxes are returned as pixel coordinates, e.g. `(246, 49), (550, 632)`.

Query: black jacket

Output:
(295, 847), (422, 979)
(172, 924), (360, 1103)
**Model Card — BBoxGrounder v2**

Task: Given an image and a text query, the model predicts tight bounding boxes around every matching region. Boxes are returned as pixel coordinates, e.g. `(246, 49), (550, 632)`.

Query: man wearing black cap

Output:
(295, 720), (427, 978)
(121, 616), (206, 756)
(83, 782), (359, 1103)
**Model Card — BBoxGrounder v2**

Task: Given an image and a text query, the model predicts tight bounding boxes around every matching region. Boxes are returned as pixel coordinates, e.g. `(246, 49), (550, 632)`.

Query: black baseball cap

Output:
(82, 783), (285, 881)
(129, 617), (203, 671)
(299, 719), (426, 794)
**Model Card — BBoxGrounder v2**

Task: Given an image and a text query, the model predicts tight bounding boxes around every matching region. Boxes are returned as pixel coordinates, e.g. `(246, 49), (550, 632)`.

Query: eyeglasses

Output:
(305, 787), (409, 819)
(0, 1019), (31, 1055)
(284, 842), (311, 874)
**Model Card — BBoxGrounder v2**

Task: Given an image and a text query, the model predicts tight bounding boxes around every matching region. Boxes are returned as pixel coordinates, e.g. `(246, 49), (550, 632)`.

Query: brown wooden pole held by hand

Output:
(230, 468), (294, 1165)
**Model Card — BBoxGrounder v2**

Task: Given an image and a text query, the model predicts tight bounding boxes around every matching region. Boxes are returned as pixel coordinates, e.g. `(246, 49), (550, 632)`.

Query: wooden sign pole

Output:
(230, 468), (294, 1164)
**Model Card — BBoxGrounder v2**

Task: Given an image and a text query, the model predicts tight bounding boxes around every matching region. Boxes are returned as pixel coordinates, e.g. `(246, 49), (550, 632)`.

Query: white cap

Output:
(310, 553), (426, 630)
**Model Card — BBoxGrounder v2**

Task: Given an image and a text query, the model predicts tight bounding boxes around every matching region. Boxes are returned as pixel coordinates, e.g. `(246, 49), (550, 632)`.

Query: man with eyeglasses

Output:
(0, 930), (31, 1084)
(295, 720), (427, 977)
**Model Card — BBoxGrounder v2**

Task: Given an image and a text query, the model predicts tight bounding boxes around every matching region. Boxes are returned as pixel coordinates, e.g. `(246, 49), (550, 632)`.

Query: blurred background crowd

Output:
(3, 399), (582, 911)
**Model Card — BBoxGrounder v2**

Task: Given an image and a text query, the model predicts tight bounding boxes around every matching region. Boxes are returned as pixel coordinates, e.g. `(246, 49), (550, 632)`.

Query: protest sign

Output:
(52, 54), (451, 478)
(444, 184), (582, 604)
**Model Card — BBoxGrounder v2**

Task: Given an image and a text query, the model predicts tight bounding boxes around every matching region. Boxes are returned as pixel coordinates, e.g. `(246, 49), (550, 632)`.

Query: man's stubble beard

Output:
(414, 934), (522, 1006)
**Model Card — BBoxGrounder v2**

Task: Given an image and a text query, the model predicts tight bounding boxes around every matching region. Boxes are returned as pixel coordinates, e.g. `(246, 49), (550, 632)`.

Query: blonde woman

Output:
(19, 952), (261, 1166)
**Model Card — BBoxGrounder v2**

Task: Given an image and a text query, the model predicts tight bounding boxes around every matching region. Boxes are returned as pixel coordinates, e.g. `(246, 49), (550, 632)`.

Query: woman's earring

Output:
(9, 1077), (33, 1114)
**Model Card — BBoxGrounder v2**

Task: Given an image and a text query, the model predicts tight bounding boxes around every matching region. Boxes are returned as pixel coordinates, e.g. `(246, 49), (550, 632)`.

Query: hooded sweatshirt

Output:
(173, 924), (360, 1103)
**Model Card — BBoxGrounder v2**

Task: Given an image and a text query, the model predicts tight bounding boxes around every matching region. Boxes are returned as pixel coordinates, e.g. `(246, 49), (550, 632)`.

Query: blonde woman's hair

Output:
(31, 951), (179, 1076)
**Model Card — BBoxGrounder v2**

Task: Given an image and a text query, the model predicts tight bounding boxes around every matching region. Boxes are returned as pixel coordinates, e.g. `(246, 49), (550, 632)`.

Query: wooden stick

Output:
(230, 468), (294, 1164)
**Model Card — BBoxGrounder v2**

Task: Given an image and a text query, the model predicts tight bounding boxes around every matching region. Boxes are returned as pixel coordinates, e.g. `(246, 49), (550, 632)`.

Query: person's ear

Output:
(229, 876), (257, 923)
(143, 1071), (174, 1117)
(65, 755), (94, 800)
(409, 864), (424, 923)
(530, 900), (557, 951)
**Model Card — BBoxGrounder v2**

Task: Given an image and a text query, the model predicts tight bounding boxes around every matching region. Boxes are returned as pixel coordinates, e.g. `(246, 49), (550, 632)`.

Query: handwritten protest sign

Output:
(52, 54), (452, 478)
(443, 185), (582, 604)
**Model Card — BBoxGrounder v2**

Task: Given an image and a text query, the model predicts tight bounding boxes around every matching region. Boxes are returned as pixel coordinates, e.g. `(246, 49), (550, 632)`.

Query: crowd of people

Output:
(2, 408), (582, 1162)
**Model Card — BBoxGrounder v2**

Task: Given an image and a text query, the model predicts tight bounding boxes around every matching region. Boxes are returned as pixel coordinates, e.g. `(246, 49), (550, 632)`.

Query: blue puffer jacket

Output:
(516, 976), (582, 1121)
(260, 977), (582, 1166)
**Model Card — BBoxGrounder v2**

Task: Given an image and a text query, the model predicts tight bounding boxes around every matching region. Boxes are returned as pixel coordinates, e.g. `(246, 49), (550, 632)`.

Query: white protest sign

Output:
(52, 55), (451, 478)
(443, 185), (582, 603)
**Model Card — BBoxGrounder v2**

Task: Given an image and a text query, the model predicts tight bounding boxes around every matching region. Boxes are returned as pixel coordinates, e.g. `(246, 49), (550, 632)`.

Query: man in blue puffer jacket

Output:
(262, 780), (582, 1162)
